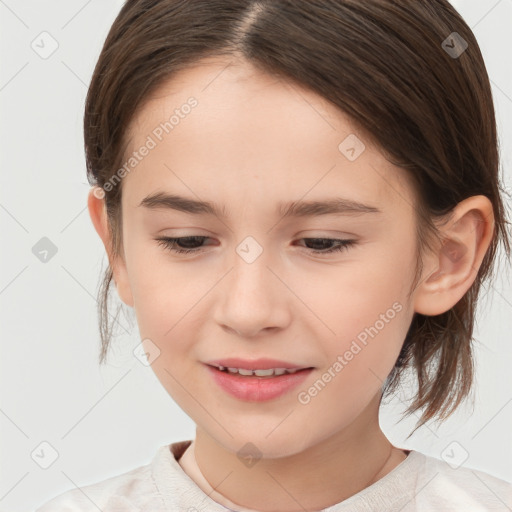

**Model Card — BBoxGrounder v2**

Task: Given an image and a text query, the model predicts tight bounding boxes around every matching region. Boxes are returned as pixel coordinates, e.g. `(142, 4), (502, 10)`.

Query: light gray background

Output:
(1, 1), (511, 511)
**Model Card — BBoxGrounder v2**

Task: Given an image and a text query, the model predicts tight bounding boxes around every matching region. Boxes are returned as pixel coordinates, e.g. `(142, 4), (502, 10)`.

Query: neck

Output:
(192, 392), (406, 512)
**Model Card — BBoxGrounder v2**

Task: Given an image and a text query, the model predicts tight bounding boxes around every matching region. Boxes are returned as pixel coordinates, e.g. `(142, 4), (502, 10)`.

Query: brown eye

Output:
(297, 238), (356, 255)
(155, 236), (209, 254)
(155, 236), (357, 256)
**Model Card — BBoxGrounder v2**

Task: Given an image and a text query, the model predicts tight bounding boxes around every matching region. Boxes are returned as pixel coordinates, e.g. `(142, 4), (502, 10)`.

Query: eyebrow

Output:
(138, 192), (382, 218)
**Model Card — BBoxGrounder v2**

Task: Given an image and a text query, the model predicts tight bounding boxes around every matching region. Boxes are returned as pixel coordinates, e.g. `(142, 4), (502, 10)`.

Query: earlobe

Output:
(413, 195), (495, 316)
(87, 187), (134, 308)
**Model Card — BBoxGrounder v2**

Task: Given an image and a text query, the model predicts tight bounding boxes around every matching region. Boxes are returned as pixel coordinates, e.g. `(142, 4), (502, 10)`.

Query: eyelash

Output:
(155, 236), (356, 256)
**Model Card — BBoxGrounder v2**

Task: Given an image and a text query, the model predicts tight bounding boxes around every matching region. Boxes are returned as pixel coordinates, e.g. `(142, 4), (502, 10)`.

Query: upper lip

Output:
(205, 358), (312, 370)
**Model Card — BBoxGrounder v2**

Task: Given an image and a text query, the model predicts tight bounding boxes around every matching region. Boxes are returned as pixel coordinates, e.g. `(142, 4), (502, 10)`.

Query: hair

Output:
(84, 0), (511, 435)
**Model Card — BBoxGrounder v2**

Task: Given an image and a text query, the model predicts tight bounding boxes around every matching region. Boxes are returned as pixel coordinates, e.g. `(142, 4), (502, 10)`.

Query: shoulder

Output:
(34, 449), (167, 512)
(410, 450), (512, 510)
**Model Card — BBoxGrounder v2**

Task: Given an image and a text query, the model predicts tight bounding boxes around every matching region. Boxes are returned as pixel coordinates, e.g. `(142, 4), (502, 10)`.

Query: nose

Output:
(214, 249), (291, 339)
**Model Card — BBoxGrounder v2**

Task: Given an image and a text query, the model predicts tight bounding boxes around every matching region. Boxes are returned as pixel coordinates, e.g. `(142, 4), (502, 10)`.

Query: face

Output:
(108, 57), (425, 458)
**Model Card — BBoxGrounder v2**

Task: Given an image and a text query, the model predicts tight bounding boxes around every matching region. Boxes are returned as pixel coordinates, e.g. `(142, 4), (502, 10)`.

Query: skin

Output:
(88, 56), (495, 511)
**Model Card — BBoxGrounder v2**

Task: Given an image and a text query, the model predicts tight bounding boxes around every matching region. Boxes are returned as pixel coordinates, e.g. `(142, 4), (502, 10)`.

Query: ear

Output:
(413, 195), (495, 316)
(87, 187), (134, 307)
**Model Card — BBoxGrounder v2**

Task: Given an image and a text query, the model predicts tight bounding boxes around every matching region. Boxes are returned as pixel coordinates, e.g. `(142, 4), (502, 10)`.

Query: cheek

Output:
(125, 237), (195, 324)
(312, 250), (412, 380)
(130, 270), (204, 405)
(314, 248), (409, 324)
(127, 260), (211, 378)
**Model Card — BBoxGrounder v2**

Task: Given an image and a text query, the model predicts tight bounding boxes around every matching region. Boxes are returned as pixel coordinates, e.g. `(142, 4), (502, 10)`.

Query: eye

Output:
(297, 238), (357, 255)
(155, 236), (211, 254)
(155, 236), (356, 256)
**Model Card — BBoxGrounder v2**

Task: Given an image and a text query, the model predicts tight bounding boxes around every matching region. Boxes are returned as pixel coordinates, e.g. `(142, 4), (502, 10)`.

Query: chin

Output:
(214, 426), (316, 461)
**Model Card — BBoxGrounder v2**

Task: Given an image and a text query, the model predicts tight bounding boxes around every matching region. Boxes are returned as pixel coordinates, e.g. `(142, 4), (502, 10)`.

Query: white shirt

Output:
(34, 439), (512, 511)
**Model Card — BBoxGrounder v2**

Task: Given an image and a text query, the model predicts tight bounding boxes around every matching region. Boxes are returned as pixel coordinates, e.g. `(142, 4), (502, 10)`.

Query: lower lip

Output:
(205, 365), (314, 402)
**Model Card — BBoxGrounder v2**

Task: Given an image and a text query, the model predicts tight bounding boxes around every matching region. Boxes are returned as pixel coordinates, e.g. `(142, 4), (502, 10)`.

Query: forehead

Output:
(121, 56), (416, 216)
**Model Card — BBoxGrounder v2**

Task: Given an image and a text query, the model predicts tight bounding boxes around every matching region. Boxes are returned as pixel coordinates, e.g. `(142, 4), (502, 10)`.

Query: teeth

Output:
(238, 368), (256, 376)
(255, 368), (278, 376)
(219, 366), (302, 376)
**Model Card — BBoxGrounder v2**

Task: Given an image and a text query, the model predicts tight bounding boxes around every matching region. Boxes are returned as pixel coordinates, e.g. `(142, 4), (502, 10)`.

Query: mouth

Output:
(207, 364), (313, 378)
(204, 362), (315, 402)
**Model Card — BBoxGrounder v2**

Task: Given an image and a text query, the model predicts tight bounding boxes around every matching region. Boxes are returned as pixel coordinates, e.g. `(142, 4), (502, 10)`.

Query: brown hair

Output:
(84, 0), (511, 434)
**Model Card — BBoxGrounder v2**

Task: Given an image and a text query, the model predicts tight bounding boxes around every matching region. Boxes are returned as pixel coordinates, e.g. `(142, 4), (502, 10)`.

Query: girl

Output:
(36, 0), (512, 510)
